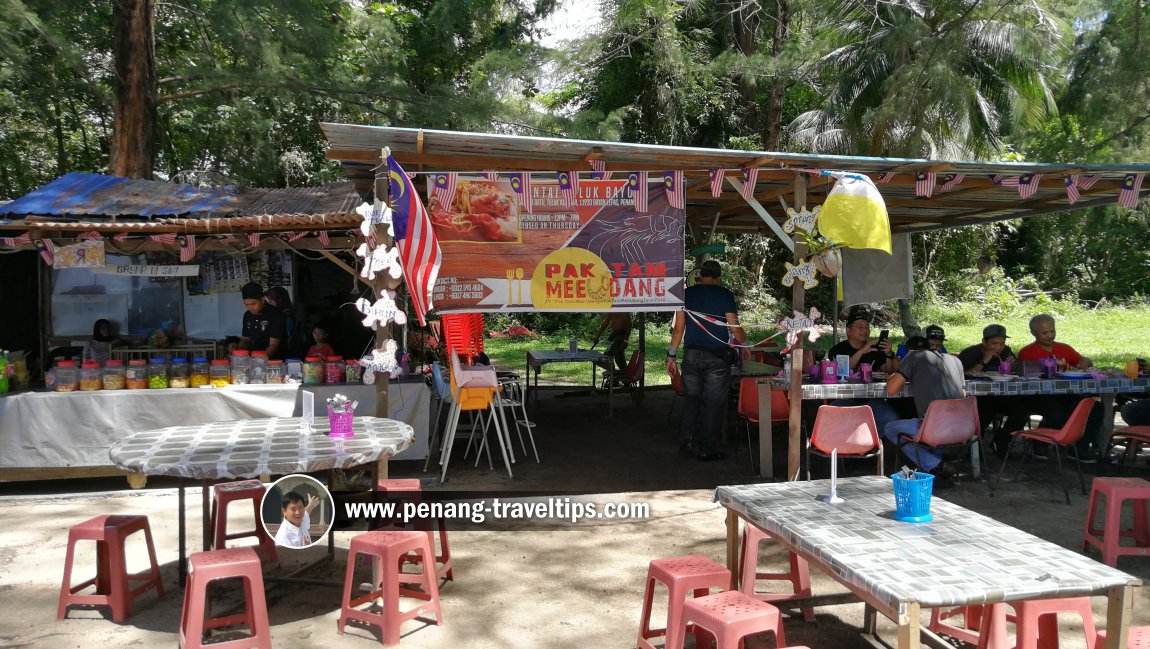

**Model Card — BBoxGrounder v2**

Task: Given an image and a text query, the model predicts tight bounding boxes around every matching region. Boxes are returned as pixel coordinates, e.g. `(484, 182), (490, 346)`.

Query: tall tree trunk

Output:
(109, 0), (157, 179)
(729, 1), (761, 137)
(761, 0), (790, 149)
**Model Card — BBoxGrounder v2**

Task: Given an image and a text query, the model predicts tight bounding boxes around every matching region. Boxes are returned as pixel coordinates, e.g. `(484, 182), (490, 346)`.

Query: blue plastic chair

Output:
(423, 362), (454, 472)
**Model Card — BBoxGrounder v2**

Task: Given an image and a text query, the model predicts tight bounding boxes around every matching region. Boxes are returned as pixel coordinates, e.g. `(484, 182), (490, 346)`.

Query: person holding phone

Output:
(827, 308), (897, 373)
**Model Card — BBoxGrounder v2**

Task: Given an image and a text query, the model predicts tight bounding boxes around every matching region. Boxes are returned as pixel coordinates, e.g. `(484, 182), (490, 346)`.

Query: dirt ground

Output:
(1, 386), (1148, 648)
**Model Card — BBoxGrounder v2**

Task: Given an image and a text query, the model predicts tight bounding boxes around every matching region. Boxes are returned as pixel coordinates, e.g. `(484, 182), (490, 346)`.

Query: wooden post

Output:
(369, 149), (401, 419)
(787, 175), (808, 481)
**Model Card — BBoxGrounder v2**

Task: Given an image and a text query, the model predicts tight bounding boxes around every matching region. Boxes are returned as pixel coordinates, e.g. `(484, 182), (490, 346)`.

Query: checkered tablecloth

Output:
(109, 416), (414, 480)
(715, 476), (1141, 610)
(768, 376), (1150, 401)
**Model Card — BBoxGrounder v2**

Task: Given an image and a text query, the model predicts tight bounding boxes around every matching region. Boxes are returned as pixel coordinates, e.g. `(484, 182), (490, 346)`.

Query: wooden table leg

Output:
(726, 509), (739, 590)
(201, 479), (211, 552)
(1105, 584), (1135, 649)
(178, 480), (187, 588)
(897, 601), (921, 649)
(863, 603), (878, 635)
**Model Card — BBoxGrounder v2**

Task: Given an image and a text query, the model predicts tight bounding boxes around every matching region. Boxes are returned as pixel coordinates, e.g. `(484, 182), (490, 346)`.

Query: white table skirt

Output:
(0, 381), (430, 470)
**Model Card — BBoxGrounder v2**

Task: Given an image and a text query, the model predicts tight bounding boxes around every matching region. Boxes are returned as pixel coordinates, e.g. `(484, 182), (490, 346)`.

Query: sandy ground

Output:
(1, 387), (1148, 649)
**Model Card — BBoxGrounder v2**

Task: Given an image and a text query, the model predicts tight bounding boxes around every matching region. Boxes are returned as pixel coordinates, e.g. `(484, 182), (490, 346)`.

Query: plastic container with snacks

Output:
(80, 360), (102, 391)
(169, 358), (190, 388)
(148, 358), (170, 389)
(266, 360), (285, 384)
(303, 356), (324, 384)
(231, 349), (251, 385)
(209, 359), (231, 387)
(325, 356), (345, 384)
(344, 360), (362, 384)
(284, 358), (303, 384)
(103, 360), (126, 390)
(55, 360), (78, 392)
(190, 357), (209, 387)
(126, 359), (148, 389)
(249, 351), (268, 384)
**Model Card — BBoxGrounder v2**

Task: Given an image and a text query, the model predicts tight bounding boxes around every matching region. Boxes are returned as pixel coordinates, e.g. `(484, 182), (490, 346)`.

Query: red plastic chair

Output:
(806, 405), (884, 480)
(667, 365), (685, 425)
(735, 379), (788, 474)
(1104, 425), (1150, 466)
(995, 397), (1097, 504)
(896, 396), (984, 478)
(609, 350), (645, 405)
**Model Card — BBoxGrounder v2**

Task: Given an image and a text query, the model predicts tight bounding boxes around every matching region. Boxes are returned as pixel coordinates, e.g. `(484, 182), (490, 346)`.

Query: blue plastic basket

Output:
(891, 473), (934, 523)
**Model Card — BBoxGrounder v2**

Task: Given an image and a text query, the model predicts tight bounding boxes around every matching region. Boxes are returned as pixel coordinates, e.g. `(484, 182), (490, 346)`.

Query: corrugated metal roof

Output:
(0, 172), (365, 220)
(320, 123), (1150, 234)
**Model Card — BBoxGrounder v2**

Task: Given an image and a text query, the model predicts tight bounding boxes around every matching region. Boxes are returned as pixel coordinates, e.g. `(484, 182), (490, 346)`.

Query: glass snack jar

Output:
(55, 360), (78, 392)
(284, 358), (303, 384)
(265, 359), (285, 383)
(190, 357), (210, 387)
(249, 350), (268, 384)
(325, 356), (345, 384)
(102, 359), (126, 390)
(126, 359), (148, 389)
(230, 349), (250, 385)
(148, 358), (170, 389)
(303, 356), (324, 384)
(169, 358), (190, 388)
(80, 360), (103, 391)
(209, 359), (231, 387)
(344, 360), (362, 384)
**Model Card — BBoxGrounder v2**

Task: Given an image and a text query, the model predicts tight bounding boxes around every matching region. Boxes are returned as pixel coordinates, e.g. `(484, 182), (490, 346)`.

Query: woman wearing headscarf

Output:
(82, 319), (118, 364)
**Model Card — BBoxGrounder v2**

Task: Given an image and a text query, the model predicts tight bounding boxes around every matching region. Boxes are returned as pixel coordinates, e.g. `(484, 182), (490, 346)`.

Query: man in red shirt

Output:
(1017, 313), (1100, 462)
(1016, 313), (1093, 368)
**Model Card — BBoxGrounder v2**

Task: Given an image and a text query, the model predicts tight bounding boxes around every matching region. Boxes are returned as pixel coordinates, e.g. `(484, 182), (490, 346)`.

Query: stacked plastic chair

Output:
(441, 313), (485, 364)
(437, 349), (512, 483)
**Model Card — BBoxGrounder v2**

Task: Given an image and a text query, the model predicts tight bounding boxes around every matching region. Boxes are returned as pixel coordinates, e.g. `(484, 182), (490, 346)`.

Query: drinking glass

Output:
(1126, 360), (1140, 379)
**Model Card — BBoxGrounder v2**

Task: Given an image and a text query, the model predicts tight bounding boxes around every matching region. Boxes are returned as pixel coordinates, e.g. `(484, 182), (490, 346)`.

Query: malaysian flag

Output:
(557, 171), (579, 209)
(1063, 175), (1101, 204)
(1018, 174), (1041, 199)
(149, 233), (177, 245)
(282, 231), (307, 243)
(629, 171), (649, 213)
(740, 168), (758, 200)
(33, 238), (54, 265)
(877, 172), (896, 184)
(248, 233), (261, 247)
(589, 159), (612, 180)
(388, 152), (442, 326)
(509, 173), (532, 212)
(177, 234), (196, 262)
(940, 173), (965, 192)
(914, 172), (936, 197)
(664, 171), (684, 209)
(482, 169), (499, 181)
(112, 232), (130, 242)
(78, 231), (103, 240)
(991, 174), (1020, 187)
(217, 234), (239, 245)
(1119, 173), (1145, 208)
(0, 233), (31, 247)
(709, 169), (724, 197)
(431, 173), (457, 208)
(317, 230), (330, 246)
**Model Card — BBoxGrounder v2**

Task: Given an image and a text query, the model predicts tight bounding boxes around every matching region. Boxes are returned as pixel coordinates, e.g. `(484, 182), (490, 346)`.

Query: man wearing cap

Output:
(668, 260), (749, 462)
(958, 324), (1027, 457)
(897, 324), (948, 359)
(883, 343), (967, 479)
(238, 281), (287, 359)
(827, 308), (897, 373)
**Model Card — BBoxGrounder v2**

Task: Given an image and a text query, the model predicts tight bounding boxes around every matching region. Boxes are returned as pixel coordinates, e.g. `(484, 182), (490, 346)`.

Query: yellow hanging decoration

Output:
(818, 175), (891, 254)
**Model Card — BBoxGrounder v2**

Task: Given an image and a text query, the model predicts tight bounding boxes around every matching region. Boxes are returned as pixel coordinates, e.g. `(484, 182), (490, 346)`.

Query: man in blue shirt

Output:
(667, 260), (748, 461)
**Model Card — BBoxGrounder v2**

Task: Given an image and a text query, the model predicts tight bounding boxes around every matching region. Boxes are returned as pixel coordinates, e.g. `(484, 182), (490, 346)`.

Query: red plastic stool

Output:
(637, 555), (730, 649)
(1097, 624), (1150, 648)
(179, 547), (271, 649)
(210, 480), (277, 563)
(1082, 477), (1150, 567)
(740, 521), (815, 622)
(338, 531), (444, 645)
(374, 478), (453, 581)
(58, 514), (165, 622)
(933, 597), (1097, 649)
(679, 591), (787, 649)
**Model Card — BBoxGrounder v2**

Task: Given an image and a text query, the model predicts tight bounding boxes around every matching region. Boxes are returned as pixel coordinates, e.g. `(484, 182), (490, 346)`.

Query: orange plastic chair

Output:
(612, 350), (645, 405)
(896, 396), (984, 479)
(735, 379), (788, 474)
(995, 397), (1097, 504)
(805, 405), (884, 480)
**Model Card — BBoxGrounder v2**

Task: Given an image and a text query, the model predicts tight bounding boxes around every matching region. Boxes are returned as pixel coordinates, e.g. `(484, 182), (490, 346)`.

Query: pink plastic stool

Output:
(1097, 624), (1150, 648)
(680, 591), (787, 649)
(637, 555), (730, 649)
(210, 480), (277, 563)
(179, 547), (270, 649)
(375, 478), (453, 581)
(338, 531), (444, 645)
(935, 597), (1097, 649)
(740, 521), (815, 622)
(58, 514), (165, 622)
(1082, 477), (1150, 567)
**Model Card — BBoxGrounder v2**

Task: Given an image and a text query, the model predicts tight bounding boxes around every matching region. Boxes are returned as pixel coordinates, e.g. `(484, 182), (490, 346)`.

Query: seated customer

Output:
(958, 324), (1028, 458)
(882, 344), (967, 478)
(897, 325), (948, 359)
(959, 324), (1016, 373)
(1016, 313), (1092, 368)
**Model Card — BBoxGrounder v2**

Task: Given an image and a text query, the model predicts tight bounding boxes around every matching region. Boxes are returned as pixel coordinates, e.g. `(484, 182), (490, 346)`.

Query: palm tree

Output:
(788, 0), (1062, 158)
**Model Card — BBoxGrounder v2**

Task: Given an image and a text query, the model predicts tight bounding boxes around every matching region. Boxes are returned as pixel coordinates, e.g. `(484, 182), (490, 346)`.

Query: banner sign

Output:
(53, 241), (105, 268)
(92, 264), (201, 277)
(428, 178), (685, 313)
